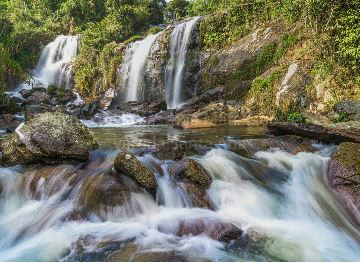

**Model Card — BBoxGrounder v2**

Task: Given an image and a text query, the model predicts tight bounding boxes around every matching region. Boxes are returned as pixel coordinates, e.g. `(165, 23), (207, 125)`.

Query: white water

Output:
(0, 144), (359, 261)
(81, 111), (144, 128)
(165, 17), (200, 109)
(120, 34), (160, 102)
(18, 35), (78, 91)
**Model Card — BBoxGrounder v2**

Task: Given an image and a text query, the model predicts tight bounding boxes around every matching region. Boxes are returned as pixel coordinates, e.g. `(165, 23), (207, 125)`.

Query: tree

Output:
(165, 0), (190, 21)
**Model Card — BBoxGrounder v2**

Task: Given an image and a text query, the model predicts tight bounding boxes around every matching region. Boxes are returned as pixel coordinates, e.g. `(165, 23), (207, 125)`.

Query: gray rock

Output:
(1, 111), (98, 166)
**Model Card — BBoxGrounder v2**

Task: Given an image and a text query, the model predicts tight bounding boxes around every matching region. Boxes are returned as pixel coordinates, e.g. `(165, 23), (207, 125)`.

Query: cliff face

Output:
(94, 15), (358, 128)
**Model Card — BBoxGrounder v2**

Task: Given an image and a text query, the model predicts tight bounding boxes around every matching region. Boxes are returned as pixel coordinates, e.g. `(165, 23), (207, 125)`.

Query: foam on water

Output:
(81, 112), (144, 128)
(0, 144), (359, 261)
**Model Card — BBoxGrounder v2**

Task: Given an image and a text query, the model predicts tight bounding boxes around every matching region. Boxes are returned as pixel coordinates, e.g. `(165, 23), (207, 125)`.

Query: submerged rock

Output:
(0, 111), (98, 166)
(152, 141), (198, 161)
(169, 158), (212, 188)
(114, 150), (157, 190)
(107, 243), (189, 262)
(328, 142), (360, 215)
(267, 122), (359, 143)
(178, 181), (211, 209)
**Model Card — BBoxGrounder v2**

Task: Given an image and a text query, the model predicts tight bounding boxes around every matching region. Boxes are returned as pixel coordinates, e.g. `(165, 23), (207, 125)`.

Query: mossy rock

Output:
(1, 111), (98, 166)
(169, 158), (212, 188)
(114, 150), (157, 190)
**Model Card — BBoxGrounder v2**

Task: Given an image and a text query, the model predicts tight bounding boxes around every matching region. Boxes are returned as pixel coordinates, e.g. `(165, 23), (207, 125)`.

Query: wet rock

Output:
(267, 122), (359, 143)
(169, 159), (211, 188)
(227, 136), (316, 158)
(328, 142), (360, 215)
(153, 141), (196, 161)
(24, 91), (51, 105)
(0, 114), (21, 133)
(79, 100), (101, 119)
(107, 243), (189, 262)
(143, 109), (176, 125)
(19, 89), (32, 99)
(178, 181), (211, 209)
(0, 111), (98, 166)
(78, 174), (134, 219)
(114, 150), (157, 189)
(116, 100), (167, 117)
(159, 219), (241, 242)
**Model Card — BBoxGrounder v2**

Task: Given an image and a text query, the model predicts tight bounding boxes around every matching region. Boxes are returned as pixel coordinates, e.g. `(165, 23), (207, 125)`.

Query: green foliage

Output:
(165, 0), (190, 20)
(287, 112), (305, 123)
(250, 71), (281, 94)
(335, 111), (349, 123)
(47, 84), (58, 95)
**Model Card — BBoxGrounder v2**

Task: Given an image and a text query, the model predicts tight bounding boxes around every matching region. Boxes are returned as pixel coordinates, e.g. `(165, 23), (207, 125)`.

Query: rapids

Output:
(0, 126), (359, 261)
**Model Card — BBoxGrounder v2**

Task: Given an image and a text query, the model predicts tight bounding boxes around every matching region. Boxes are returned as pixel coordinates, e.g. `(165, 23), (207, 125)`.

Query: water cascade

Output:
(120, 33), (160, 102)
(165, 17), (200, 109)
(19, 35), (78, 91)
(0, 140), (359, 261)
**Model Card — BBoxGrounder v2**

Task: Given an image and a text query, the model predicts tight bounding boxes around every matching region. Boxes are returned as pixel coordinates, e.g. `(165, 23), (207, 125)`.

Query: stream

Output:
(0, 124), (359, 261)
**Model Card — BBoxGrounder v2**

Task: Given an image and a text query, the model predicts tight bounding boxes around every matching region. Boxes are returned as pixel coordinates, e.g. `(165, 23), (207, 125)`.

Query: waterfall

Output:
(19, 35), (78, 91)
(120, 33), (160, 103)
(165, 17), (200, 109)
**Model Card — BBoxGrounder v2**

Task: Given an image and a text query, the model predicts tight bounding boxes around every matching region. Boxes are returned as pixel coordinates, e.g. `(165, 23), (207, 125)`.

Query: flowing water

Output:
(165, 17), (200, 109)
(119, 34), (160, 103)
(17, 35), (78, 92)
(0, 125), (359, 261)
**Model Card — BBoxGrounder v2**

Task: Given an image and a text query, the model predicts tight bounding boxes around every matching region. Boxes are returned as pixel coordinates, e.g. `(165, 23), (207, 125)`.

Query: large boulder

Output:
(328, 142), (360, 216)
(333, 100), (360, 121)
(267, 122), (359, 143)
(114, 150), (157, 190)
(169, 158), (212, 188)
(175, 103), (228, 129)
(0, 111), (98, 166)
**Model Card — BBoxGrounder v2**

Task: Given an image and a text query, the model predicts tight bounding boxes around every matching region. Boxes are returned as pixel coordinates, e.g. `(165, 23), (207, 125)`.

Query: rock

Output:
(32, 86), (47, 93)
(153, 141), (195, 161)
(107, 244), (189, 262)
(328, 142), (360, 216)
(78, 174), (133, 219)
(267, 122), (359, 143)
(24, 91), (51, 105)
(19, 89), (33, 99)
(56, 89), (76, 104)
(80, 100), (101, 119)
(178, 181), (211, 209)
(114, 150), (157, 190)
(100, 88), (116, 110)
(227, 136), (316, 158)
(175, 103), (228, 129)
(143, 109), (176, 125)
(169, 159), (211, 188)
(176, 87), (224, 113)
(229, 116), (272, 127)
(24, 104), (51, 119)
(333, 100), (360, 121)
(0, 111), (98, 166)
(159, 219), (241, 242)
(116, 100), (167, 117)
(0, 114), (21, 133)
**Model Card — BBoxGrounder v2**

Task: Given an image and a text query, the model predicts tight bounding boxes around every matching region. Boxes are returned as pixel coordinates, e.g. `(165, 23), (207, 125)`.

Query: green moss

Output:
(123, 35), (144, 46)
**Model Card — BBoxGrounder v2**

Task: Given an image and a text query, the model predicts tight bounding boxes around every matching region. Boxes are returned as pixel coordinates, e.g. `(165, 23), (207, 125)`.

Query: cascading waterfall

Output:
(165, 17), (200, 109)
(18, 35), (78, 91)
(120, 33), (160, 102)
(0, 142), (359, 261)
